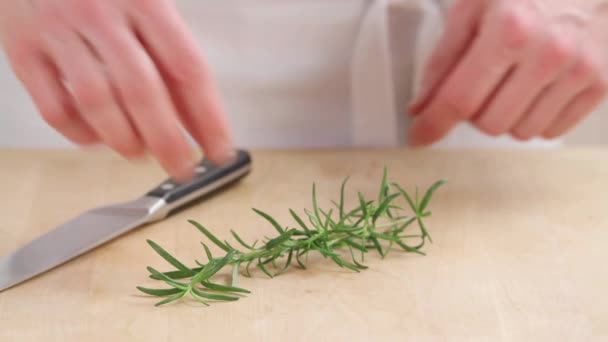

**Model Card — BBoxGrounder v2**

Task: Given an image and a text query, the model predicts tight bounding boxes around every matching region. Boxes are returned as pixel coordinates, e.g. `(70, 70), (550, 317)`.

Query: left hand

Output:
(408, 0), (608, 145)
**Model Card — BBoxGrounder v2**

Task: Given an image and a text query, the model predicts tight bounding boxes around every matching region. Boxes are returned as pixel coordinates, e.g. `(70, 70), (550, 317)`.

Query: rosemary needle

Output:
(137, 168), (446, 307)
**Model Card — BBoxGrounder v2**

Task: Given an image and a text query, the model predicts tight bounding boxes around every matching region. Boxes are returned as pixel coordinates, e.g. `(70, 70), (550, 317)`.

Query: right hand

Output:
(0, 0), (234, 181)
(408, 0), (608, 146)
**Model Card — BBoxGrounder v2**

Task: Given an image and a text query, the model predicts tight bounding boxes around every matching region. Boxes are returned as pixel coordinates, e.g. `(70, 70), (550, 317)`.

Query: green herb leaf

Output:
(258, 259), (274, 278)
(419, 179), (447, 213)
(146, 240), (192, 274)
(265, 229), (295, 250)
(393, 217), (417, 234)
(378, 167), (388, 203)
(231, 230), (254, 250)
(202, 281), (251, 294)
(136, 286), (183, 297)
(396, 240), (426, 255)
(370, 237), (385, 258)
(357, 192), (368, 217)
(342, 238), (368, 252)
(348, 247), (368, 269)
(295, 251), (307, 269)
(275, 249), (293, 276)
(391, 183), (418, 214)
(154, 290), (187, 306)
(289, 209), (311, 233)
(201, 242), (214, 262)
(417, 217), (433, 243)
(320, 209), (334, 230)
(253, 208), (285, 234)
(189, 220), (231, 252)
(372, 193), (400, 224)
(189, 289), (210, 306)
(339, 176), (349, 218)
(146, 266), (188, 289)
(224, 240), (236, 251)
(191, 287), (239, 302)
(244, 260), (254, 277)
(191, 250), (237, 284)
(149, 267), (203, 280)
(332, 256), (361, 273)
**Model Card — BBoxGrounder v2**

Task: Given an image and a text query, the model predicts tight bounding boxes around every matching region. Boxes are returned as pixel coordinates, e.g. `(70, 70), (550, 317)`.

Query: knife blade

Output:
(0, 149), (252, 292)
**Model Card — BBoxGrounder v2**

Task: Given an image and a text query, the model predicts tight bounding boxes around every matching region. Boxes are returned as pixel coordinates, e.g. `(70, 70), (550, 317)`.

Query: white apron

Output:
(0, 0), (561, 148)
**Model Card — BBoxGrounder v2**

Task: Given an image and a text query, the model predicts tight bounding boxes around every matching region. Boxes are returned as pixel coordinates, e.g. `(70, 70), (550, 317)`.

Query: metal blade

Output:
(0, 196), (163, 292)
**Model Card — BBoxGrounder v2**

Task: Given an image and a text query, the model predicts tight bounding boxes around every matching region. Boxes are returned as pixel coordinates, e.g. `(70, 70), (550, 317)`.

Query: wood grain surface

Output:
(0, 148), (606, 341)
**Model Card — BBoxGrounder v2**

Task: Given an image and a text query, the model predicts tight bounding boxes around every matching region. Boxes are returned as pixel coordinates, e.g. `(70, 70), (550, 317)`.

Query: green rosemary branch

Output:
(137, 168), (446, 307)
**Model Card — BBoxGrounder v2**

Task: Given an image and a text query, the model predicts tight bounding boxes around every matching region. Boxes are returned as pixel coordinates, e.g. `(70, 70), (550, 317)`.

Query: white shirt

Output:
(0, 0), (560, 149)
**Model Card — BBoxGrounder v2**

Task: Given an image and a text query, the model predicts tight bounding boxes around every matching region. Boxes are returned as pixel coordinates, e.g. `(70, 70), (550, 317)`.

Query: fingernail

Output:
(175, 165), (196, 183)
(216, 146), (237, 166)
(203, 139), (237, 167)
(171, 152), (199, 182)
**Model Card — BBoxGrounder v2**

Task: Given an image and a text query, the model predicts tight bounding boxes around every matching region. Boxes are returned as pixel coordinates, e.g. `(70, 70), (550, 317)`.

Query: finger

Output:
(542, 81), (607, 138)
(129, 0), (235, 164)
(408, 6), (532, 146)
(8, 47), (99, 145)
(409, 0), (486, 115)
(82, 22), (197, 180)
(512, 53), (597, 139)
(474, 29), (576, 136)
(43, 30), (144, 157)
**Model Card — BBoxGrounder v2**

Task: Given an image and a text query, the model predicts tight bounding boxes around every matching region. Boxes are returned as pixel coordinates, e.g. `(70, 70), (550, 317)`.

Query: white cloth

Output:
(0, 0), (561, 149)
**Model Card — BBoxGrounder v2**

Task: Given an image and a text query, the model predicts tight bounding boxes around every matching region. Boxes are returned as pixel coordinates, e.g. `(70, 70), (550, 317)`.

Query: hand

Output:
(0, 0), (234, 180)
(408, 0), (608, 145)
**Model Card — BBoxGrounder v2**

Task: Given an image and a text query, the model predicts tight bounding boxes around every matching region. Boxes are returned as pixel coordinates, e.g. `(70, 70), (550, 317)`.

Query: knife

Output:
(0, 149), (252, 292)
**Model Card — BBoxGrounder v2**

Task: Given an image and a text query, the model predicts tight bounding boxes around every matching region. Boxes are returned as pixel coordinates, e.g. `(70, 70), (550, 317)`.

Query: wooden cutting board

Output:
(0, 148), (606, 341)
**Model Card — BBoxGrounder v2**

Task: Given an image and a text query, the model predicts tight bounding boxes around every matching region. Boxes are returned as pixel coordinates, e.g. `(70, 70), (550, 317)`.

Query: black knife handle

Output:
(147, 149), (251, 205)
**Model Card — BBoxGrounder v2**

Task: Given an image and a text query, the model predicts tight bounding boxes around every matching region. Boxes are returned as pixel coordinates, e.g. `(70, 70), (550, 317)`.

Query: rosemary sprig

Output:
(137, 168), (446, 307)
